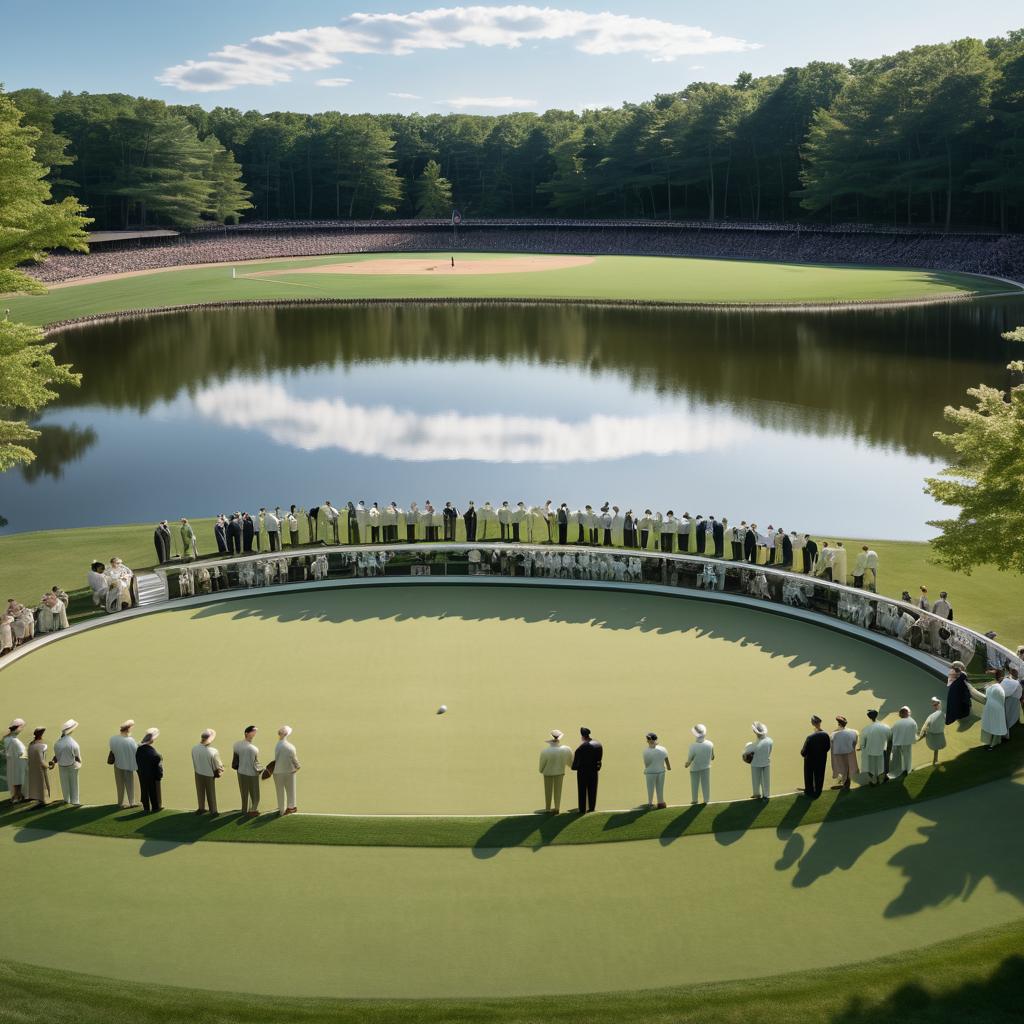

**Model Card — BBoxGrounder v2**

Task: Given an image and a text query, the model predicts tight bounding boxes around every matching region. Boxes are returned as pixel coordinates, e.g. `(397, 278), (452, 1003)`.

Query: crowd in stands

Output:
(0, 590), (71, 656)
(27, 221), (1024, 286)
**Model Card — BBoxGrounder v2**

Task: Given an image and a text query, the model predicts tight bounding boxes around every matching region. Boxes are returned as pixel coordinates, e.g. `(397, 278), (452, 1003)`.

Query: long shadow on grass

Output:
(471, 812), (577, 857)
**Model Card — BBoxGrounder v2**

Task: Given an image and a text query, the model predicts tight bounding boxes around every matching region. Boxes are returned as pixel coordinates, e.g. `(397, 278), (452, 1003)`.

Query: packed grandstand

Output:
(30, 219), (1024, 284)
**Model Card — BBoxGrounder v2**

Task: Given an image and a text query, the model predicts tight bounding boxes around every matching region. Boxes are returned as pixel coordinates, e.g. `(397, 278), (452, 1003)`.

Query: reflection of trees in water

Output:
(50, 301), (1022, 456)
(19, 423), (98, 482)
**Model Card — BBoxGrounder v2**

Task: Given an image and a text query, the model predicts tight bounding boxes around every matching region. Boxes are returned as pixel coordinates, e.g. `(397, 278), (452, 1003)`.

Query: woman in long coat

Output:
(25, 728), (51, 804)
(3, 719), (27, 801)
(917, 697), (947, 765)
(968, 677), (1008, 748)
(945, 662), (972, 725)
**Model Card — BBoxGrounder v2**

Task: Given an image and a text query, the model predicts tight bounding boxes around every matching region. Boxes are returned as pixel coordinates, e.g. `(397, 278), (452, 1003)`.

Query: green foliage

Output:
(414, 159), (452, 217)
(926, 326), (1024, 574)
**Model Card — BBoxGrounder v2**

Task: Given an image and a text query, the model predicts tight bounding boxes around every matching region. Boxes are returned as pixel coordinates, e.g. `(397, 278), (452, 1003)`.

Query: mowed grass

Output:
(1, 520), (1019, 645)
(4, 253), (1014, 326)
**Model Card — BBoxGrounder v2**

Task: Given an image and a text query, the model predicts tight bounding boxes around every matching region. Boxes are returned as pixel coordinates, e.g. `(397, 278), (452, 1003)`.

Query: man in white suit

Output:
(685, 723), (714, 804)
(273, 725), (301, 815)
(51, 719), (82, 806)
(191, 728), (224, 815)
(538, 729), (573, 813)
(743, 722), (773, 799)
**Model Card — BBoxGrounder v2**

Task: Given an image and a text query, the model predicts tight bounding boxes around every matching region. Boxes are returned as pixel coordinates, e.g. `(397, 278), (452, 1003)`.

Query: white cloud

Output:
(315, 77), (353, 87)
(443, 96), (537, 109)
(689, 64), (705, 70)
(389, 91), (422, 99)
(192, 382), (755, 463)
(158, 6), (759, 92)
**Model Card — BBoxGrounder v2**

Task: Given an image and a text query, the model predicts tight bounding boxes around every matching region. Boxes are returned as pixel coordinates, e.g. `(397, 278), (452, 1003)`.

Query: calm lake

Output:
(3, 299), (1023, 538)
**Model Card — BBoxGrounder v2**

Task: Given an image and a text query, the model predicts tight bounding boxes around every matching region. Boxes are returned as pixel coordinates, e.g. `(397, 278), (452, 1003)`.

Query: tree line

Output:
(6, 28), (1024, 234)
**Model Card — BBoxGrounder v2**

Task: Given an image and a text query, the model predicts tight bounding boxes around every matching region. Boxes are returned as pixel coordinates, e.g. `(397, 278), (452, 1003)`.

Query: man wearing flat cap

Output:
(642, 732), (671, 808)
(800, 715), (831, 799)
(273, 725), (301, 816)
(233, 725), (262, 816)
(135, 727), (163, 813)
(191, 728), (224, 815)
(109, 720), (139, 808)
(830, 716), (859, 790)
(742, 722), (773, 800)
(538, 730), (573, 814)
(51, 720), (82, 806)
(571, 727), (603, 814)
(685, 724), (714, 804)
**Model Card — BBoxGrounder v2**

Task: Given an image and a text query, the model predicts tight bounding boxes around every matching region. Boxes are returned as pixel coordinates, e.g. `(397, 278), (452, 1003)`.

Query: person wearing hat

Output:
(859, 710), (891, 785)
(742, 722), (773, 800)
(135, 727), (163, 813)
(830, 716), (859, 789)
(918, 698), (947, 765)
(571, 727), (603, 814)
(25, 728), (50, 805)
(889, 706), (918, 778)
(641, 732), (671, 808)
(944, 661), (972, 725)
(967, 672), (1008, 749)
(109, 720), (139, 808)
(800, 716), (831, 799)
(538, 730), (573, 814)
(684, 724), (714, 804)
(273, 726), (301, 815)
(50, 720), (82, 806)
(191, 728), (224, 815)
(233, 725), (263, 816)
(3, 719), (27, 803)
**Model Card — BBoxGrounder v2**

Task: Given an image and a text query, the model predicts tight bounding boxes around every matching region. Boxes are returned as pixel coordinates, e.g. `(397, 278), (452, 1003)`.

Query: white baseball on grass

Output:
(437, 705), (448, 714)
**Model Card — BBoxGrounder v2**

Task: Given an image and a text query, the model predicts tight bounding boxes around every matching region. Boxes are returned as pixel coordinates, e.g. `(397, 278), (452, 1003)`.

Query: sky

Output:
(4, 1), (1022, 114)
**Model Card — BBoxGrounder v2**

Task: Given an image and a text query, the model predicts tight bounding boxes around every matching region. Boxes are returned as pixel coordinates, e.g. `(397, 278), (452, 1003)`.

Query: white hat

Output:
(120, 719), (135, 731)
(550, 729), (564, 741)
(8, 718), (25, 730)
(692, 724), (707, 738)
(61, 719), (78, 734)
(201, 728), (216, 742)
(144, 727), (160, 740)
(278, 725), (292, 738)
(930, 696), (942, 705)
(752, 721), (768, 737)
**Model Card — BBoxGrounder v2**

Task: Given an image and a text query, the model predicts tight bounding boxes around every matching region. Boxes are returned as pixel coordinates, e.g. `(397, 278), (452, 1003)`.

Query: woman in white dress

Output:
(104, 558), (133, 612)
(968, 676), (1008, 748)
(3, 719), (27, 802)
(0, 614), (13, 656)
(917, 696), (947, 766)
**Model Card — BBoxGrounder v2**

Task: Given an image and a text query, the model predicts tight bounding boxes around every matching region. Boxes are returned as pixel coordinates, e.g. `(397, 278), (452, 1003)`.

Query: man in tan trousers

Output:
(273, 725), (300, 815)
(538, 729), (573, 814)
(191, 728), (224, 815)
(232, 725), (262, 816)
(109, 719), (139, 808)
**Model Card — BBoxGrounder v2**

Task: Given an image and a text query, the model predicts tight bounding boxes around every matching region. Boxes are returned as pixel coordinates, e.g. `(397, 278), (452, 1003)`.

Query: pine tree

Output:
(415, 159), (453, 217)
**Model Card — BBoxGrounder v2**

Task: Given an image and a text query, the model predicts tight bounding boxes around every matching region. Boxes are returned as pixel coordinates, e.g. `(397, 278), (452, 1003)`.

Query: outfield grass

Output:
(1, 520), (1019, 644)
(4, 253), (1015, 326)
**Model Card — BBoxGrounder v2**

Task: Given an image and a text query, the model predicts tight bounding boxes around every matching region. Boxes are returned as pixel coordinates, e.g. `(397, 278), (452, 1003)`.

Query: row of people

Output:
(0, 590), (71, 656)
(7, 673), (1016, 814)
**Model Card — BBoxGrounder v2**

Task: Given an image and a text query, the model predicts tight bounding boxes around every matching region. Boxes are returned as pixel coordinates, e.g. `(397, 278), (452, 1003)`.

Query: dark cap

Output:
(580, 727), (591, 737)
(645, 732), (658, 741)
(867, 709), (879, 720)
(810, 715), (822, 725)
(244, 725), (258, 734)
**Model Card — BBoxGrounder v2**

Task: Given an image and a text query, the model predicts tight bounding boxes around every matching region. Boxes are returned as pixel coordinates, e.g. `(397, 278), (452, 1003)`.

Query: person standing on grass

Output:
(830, 716), (859, 790)
(3, 718), (27, 803)
(800, 715), (831, 799)
(233, 725), (262, 817)
(154, 521), (172, 564)
(685, 724), (714, 804)
(323, 501), (341, 545)
(538, 730), (573, 814)
(50, 719), (82, 806)
(571, 727), (603, 814)
(191, 728), (223, 816)
(273, 725), (300, 816)
(109, 720), (138, 808)
(968, 673), (1007, 749)
(180, 518), (198, 560)
(642, 732), (671, 809)
(918, 698), (947, 766)
(859, 710), (891, 785)
(1002, 668), (1022, 735)
(26, 728), (50, 805)
(889, 706), (917, 778)
(945, 661), (972, 725)
(743, 722), (773, 800)
(136, 728), (163, 813)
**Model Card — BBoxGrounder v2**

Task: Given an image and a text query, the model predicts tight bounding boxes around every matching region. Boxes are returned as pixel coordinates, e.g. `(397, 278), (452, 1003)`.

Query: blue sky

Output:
(5, 2), (1022, 114)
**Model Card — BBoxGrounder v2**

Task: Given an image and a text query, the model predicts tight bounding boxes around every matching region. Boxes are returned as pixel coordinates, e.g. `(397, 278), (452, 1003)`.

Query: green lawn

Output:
(5, 253), (1015, 326)
(1, 520), (1019, 645)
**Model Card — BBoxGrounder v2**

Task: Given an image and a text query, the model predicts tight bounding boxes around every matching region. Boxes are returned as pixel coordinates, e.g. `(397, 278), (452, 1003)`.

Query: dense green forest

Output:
(7, 30), (1024, 231)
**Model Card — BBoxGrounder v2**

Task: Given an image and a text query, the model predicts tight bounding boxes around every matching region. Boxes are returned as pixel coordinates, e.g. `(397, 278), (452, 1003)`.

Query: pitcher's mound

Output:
(252, 255), (595, 277)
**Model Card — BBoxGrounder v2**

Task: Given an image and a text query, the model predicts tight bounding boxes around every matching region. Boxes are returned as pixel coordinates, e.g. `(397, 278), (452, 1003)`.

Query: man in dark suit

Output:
(800, 715), (831, 798)
(804, 536), (818, 574)
(153, 522), (171, 564)
(135, 727), (164, 813)
(781, 531), (794, 569)
(213, 516), (228, 554)
(711, 517), (725, 558)
(227, 513), (243, 555)
(443, 502), (458, 541)
(241, 512), (255, 553)
(571, 727), (603, 814)
(695, 516), (708, 554)
(557, 504), (569, 545)
(623, 510), (636, 549)
(463, 502), (477, 542)
(744, 525), (758, 564)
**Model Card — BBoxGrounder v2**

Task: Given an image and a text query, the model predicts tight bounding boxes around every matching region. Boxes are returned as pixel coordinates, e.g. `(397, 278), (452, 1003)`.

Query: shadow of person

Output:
(711, 798), (770, 846)
(471, 811), (576, 858)
(658, 805), (703, 845)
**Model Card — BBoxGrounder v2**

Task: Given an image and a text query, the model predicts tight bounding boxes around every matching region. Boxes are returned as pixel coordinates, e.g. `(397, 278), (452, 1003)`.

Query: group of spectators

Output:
(86, 558), (135, 613)
(28, 220), (1024, 286)
(0, 590), (71, 657)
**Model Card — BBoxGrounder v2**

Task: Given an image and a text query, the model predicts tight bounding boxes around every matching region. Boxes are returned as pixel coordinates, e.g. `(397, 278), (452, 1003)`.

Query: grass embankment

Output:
(4, 253), (1015, 326)
(1, 520), (1019, 645)
(1, 921), (1022, 1024)
(1, 737), (1020, 849)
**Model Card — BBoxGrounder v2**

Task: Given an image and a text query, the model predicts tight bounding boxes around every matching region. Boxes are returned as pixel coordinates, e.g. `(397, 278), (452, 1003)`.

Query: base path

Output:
(246, 254), (595, 277)
(1, 773), (1021, 998)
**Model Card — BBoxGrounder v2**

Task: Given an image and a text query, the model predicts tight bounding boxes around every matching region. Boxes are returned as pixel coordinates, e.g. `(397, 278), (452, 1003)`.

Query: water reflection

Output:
(0, 299), (1020, 537)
